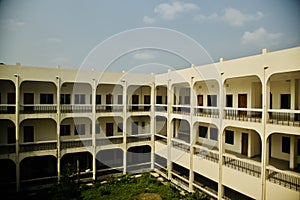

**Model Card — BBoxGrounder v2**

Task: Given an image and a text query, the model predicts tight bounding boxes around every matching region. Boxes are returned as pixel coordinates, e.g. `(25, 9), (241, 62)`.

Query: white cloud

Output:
(194, 8), (263, 27)
(1, 19), (25, 29)
(133, 52), (156, 60)
(154, 1), (198, 20)
(241, 27), (282, 46)
(143, 16), (155, 24)
(222, 8), (263, 27)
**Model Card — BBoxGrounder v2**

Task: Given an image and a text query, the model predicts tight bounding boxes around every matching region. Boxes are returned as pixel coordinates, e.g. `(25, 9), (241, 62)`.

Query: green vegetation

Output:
(50, 172), (209, 200)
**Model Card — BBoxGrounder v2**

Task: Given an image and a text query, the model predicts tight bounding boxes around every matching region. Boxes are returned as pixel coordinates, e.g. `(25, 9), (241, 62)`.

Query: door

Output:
(131, 121), (138, 135)
(23, 126), (34, 142)
(23, 93), (34, 113)
(106, 94), (113, 111)
(132, 95), (139, 111)
(238, 94), (247, 117)
(241, 133), (248, 156)
(7, 93), (15, 113)
(197, 95), (203, 113)
(106, 123), (113, 137)
(144, 95), (150, 111)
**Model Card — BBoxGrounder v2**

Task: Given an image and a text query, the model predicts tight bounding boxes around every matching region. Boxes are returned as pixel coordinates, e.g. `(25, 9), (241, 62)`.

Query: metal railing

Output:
(194, 147), (219, 163)
(223, 154), (261, 177)
(172, 105), (190, 115)
(267, 166), (300, 191)
(0, 144), (16, 154)
(224, 107), (262, 123)
(155, 134), (167, 144)
(96, 136), (123, 145)
(128, 104), (151, 112)
(20, 104), (57, 114)
(194, 106), (219, 118)
(61, 104), (92, 113)
(61, 138), (92, 149)
(96, 104), (123, 112)
(268, 109), (300, 127)
(155, 104), (167, 112)
(19, 140), (57, 152)
(172, 139), (190, 152)
(0, 105), (15, 114)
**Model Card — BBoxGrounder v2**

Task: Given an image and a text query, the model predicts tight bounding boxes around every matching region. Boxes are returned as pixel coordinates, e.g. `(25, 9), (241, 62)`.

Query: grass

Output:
(49, 172), (210, 200)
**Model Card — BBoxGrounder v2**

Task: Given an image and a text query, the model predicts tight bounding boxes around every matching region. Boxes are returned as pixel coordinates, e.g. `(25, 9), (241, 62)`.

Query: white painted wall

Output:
(20, 119), (56, 142)
(21, 81), (57, 104)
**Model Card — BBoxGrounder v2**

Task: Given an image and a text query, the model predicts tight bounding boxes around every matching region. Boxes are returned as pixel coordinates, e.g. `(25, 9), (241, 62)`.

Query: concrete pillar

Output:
(92, 79), (97, 180)
(167, 79), (172, 180)
(289, 135), (297, 169)
(122, 80), (127, 174)
(290, 79), (295, 121)
(14, 74), (20, 192)
(56, 76), (61, 182)
(150, 83), (155, 170)
(189, 77), (195, 192)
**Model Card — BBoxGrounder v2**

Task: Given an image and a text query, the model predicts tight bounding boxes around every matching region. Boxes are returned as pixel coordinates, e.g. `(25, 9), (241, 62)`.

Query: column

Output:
(92, 79), (97, 180)
(189, 77), (195, 192)
(122, 80), (127, 175)
(167, 79), (172, 180)
(290, 79), (295, 121)
(150, 82), (155, 170)
(56, 76), (61, 182)
(289, 135), (296, 169)
(14, 74), (20, 192)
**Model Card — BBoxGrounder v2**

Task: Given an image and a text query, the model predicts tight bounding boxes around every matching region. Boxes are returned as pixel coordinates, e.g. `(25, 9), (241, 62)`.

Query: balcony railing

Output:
(194, 147), (219, 163)
(172, 105), (190, 115)
(268, 109), (300, 126)
(155, 104), (167, 112)
(224, 107), (262, 123)
(19, 140), (57, 152)
(20, 104), (57, 114)
(175, 131), (190, 143)
(155, 134), (167, 144)
(96, 104), (123, 112)
(96, 136), (123, 145)
(128, 104), (151, 112)
(0, 144), (16, 154)
(127, 133), (151, 143)
(172, 139), (190, 152)
(61, 138), (92, 149)
(194, 106), (219, 118)
(267, 166), (300, 191)
(0, 104), (15, 114)
(61, 104), (92, 113)
(223, 153), (261, 177)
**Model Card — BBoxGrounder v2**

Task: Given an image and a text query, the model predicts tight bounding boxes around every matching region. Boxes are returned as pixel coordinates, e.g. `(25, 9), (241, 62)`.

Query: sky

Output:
(0, 0), (299, 73)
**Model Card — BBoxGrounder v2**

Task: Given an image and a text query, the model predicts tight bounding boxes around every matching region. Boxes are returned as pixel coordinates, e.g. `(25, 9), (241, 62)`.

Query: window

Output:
(60, 94), (70, 104)
(60, 125), (70, 136)
(280, 94), (290, 109)
(199, 126), (208, 138)
(74, 124), (85, 135)
(94, 95), (101, 105)
(74, 94), (85, 104)
(207, 95), (217, 107)
(117, 123), (123, 132)
(23, 126), (34, 142)
(210, 128), (218, 141)
(282, 136), (290, 153)
(225, 130), (234, 145)
(226, 95), (233, 107)
(156, 96), (162, 104)
(40, 93), (53, 104)
(118, 95), (123, 104)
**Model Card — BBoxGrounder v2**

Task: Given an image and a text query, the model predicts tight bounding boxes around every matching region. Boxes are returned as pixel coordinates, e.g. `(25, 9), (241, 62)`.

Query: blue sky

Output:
(0, 0), (299, 73)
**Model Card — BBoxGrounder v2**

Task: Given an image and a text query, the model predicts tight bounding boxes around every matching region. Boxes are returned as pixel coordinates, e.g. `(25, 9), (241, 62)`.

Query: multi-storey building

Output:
(0, 46), (299, 200)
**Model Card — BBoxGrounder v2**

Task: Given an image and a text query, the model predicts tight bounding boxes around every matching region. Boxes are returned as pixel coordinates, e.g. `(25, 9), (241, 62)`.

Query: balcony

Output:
(194, 106), (219, 118)
(268, 109), (300, 127)
(96, 104), (123, 112)
(0, 144), (16, 154)
(20, 104), (57, 114)
(172, 139), (190, 153)
(128, 104), (151, 112)
(96, 136), (123, 145)
(127, 133), (151, 143)
(172, 105), (190, 115)
(223, 153), (261, 177)
(267, 166), (300, 191)
(194, 146), (219, 163)
(19, 140), (57, 152)
(61, 138), (92, 149)
(0, 105), (15, 114)
(154, 104), (167, 112)
(224, 107), (262, 123)
(60, 104), (92, 113)
(155, 134), (167, 145)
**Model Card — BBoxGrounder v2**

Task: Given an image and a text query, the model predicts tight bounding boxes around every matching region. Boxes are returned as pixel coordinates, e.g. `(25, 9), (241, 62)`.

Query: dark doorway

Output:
(280, 94), (290, 109)
(144, 95), (150, 111)
(238, 94), (247, 116)
(226, 94), (233, 107)
(7, 93), (15, 113)
(23, 93), (34, 113)
(132, 95), (139, 111)
(106, 94), (113, 111)
(23, 126), (34, 142)
(106, 123), (113, 137)
(241, 133), (248, 156)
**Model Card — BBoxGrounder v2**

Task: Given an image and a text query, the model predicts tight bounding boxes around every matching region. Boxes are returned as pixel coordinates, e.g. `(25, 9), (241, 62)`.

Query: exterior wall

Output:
(127, 116), (150, 135)
(61, 83), (91, 104)
(20, 119), (56, 142)
(97, 117), (123, 137)
(270, 80), (291, 109)
(194, 80), (219, 106)
(60, 117), (92, 139)
(156, 86), (167, 104)
(20, 82), (57, 104)
(0, 81), (15, 104)
(96, 84), (123, 104)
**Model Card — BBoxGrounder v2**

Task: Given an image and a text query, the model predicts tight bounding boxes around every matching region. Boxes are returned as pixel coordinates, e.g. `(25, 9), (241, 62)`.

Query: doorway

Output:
(238, 94), (247, 117)
(241, 133), (248, 156)
(144, 95), (150, 111)
(24, 93), (34, 113)
(106, 94), (113, 111)
(132, 95), (139, 111)
(106, 123), (113, 137)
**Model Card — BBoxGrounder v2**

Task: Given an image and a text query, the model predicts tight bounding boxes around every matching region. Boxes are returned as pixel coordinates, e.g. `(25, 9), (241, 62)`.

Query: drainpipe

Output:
(92, 78), (96, 181)
(56, 75), (61, 182)
(14, 73), (20, 192)
(150, 82), (155, 170)
(122, 80), (127, 174)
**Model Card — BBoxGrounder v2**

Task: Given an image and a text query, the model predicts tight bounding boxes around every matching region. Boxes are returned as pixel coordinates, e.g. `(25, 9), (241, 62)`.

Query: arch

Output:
(171, 118), (190, 143)
(97, 116), (123, 137)
(127, 116), (150, 135)
(127, 145), (151, 172)
(60, 151), (93, 176)
(155, 116), (167, 137)
(0, 159), (16, 184)
(0, 119), (16, 145)
(96, 148), (123, 170)
(60, 117), (92, 137)
(20, 155), (57, 180)
(194, 121), (219, 149)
